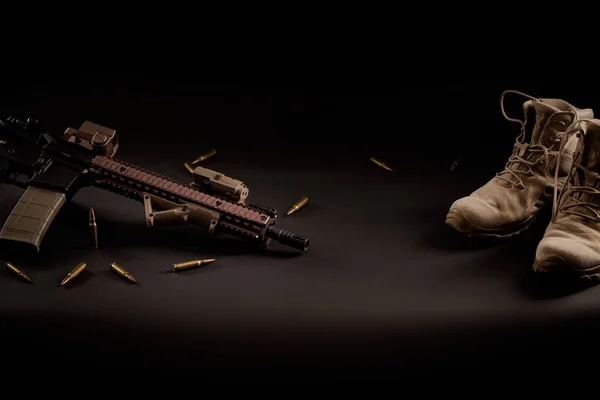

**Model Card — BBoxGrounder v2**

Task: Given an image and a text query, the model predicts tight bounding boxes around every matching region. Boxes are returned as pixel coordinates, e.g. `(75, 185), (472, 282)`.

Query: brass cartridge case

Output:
(173, 259), (216, 272)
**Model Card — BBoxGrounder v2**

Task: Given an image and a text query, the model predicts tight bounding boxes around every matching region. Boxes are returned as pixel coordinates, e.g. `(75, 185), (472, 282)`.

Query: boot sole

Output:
(533, 257), (600, 282)
(445, 209), (537, 240)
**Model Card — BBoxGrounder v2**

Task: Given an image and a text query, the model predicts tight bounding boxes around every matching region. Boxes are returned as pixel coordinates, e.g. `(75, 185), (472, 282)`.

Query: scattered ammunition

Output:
(287, 196), (309, 216)
(370, 156), (393, 171)
(173, 258), (216, 272)
(450, 154), (461, 171)
(191, 149), (216, 165)
(110, 262), (137, 284)
(89, 207), (98, 248)
(61, 262), (87, 286)
(5, 262), (32, 283)
(184, 161), (195, 174)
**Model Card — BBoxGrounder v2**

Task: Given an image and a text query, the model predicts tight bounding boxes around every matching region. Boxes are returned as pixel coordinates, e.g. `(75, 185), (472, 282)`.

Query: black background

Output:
(3, 73), (600, 380)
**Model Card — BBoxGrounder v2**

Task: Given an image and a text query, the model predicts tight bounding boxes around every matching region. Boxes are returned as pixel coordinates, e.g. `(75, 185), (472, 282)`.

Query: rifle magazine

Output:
(0, 186), (66, 252)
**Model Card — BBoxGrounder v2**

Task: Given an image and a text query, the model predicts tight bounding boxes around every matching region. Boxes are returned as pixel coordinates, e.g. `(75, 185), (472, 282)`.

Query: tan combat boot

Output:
(446, 90), (593, 240)
(534, 119), (600, 281)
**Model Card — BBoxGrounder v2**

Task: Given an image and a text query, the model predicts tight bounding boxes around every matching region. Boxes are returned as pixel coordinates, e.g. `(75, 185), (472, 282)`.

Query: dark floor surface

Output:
(2, 78), (600, 380)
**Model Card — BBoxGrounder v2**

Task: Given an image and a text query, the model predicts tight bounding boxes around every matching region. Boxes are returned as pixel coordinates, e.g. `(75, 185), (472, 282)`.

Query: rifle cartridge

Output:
(191, 149), (216, 165)
(173, 258), (216, 272)
(5, 262), (33, 283)
(89, 208), (98, 248)
(370, 156), (393, 171)
(61, 262), (87, 286)
(287, 197), (308, 216)
(110, 262), (137, 284)
(184, 162), (194, 174)
(450, 154), (461, 171)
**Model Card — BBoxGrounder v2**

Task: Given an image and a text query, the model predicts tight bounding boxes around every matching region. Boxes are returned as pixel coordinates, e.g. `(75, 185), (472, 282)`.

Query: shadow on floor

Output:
(421, 205), (552, 253)
(420, 205), (600, 297)
(0, 202), (303, 268)
(518, 271), (599, 299)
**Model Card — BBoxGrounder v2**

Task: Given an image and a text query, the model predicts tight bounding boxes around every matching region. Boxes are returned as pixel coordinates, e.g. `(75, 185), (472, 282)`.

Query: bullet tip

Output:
(204, 258), (216, 264)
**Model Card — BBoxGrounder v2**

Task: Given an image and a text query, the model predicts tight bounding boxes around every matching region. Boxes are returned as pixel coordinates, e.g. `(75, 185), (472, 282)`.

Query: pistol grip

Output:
(0, 186), (66, 252)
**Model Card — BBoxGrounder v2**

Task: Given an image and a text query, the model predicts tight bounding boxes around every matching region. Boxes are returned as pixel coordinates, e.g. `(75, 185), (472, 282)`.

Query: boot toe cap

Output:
(534, 237), (600, 277)
(446, 196), (506, 231)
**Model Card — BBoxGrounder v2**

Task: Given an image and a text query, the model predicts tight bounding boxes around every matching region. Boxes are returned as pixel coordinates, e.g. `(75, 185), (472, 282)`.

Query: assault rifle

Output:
(0, 117), (309, 253)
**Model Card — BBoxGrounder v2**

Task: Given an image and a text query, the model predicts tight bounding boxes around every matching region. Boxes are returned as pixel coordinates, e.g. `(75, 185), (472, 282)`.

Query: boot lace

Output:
(495, 139), (552, 189)
(495, 90), (576, 189)
(552, 121), (600, 222)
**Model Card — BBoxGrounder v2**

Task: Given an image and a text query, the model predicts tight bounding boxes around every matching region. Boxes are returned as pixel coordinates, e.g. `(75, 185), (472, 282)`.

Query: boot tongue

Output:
(529, 101), (556, 145)
(508, 101), (562, 170)
(495, 101), (558, 185)
(528, 101), (576, 147)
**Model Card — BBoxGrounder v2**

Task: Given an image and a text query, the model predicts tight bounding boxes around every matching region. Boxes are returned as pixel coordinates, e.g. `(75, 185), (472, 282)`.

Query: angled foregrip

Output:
(0, 186), (66, 252)
(143, 192), (220, 234)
